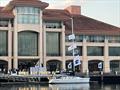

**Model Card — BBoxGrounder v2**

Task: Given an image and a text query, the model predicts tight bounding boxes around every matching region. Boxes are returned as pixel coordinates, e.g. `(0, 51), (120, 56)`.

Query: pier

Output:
(0, 74), (50, 85)
(1, 72), (120, 85)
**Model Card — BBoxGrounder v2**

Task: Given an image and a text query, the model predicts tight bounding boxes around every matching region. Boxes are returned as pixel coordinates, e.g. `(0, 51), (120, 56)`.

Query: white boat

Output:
(49, 75), (90, 84)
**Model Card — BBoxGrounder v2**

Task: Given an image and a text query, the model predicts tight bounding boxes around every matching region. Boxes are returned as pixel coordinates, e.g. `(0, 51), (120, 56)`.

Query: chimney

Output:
(65, 5), (81, 15)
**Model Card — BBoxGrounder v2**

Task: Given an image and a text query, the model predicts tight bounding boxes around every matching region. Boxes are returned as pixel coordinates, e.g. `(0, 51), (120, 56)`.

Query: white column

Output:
(62, 25), (66, 70)
(43, 25), (46, 67)
(8, 20), (12, 70)
(104, 39), (110, 73)
(13, 9), (18, 69)
(38, 10), (43, 67)
(82, 37), (88, 73)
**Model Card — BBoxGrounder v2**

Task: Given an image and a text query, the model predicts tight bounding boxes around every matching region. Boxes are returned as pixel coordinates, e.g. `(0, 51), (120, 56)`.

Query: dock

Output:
(0, 74), (50, 85)
(1, 73), (120, 85)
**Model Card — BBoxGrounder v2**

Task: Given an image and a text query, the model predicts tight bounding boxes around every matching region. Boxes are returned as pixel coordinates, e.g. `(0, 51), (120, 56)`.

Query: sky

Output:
(0, 0), (120, 27)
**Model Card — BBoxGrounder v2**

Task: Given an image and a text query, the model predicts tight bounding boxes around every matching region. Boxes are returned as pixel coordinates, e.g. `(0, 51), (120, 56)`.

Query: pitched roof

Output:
(64, 14), (120, 35)
(43, 9), (71, 21)
(0, 7), (14, 19)
(3, 0), (49, 10)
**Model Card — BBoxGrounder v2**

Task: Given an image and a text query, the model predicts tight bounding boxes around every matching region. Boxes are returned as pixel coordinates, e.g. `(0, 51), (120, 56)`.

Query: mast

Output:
(71, 17), (75, 72)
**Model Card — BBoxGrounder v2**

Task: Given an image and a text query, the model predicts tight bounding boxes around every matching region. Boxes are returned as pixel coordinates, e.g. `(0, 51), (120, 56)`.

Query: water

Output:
(0, 83), (120, 90)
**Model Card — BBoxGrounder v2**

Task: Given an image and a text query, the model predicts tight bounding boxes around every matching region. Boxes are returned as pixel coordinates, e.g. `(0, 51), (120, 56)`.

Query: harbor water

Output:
(0, 83), (120, 90)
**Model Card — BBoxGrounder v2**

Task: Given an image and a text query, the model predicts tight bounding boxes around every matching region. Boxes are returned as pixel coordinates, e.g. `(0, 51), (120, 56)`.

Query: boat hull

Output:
(49, 77), (90, 84)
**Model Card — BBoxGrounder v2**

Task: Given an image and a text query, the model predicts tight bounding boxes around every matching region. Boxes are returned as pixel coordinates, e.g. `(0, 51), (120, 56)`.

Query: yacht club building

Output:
(0, 0), (120, 74)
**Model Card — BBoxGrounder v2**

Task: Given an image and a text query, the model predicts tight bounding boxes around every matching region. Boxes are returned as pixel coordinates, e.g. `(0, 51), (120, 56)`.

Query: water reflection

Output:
(49, 84), (89, 90)
(0, 83), (120, 90)
(0, 84), (49, 90)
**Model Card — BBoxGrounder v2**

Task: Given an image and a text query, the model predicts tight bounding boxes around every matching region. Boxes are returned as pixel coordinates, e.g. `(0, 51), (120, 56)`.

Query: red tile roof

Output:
(43, 9), (71, 21)
(43, 9), (120, 35)
(0, 7), (14, 19)
(3, 0), (49, 10)
(64, 14), (120, 35)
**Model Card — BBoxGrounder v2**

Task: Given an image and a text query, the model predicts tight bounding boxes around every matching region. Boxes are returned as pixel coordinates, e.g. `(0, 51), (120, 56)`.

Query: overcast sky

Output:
(0, 0), (120, 27)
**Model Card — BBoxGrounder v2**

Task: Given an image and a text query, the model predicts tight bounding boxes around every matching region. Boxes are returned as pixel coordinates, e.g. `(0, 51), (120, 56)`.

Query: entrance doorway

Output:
(46, 60), (62, 72)
(88, 60), (103, 73)
(0, 60), (8, 74)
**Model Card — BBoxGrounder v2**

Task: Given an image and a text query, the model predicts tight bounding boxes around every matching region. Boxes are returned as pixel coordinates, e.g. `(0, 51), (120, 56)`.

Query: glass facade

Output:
(0, 31), (8, 56)
(18, 31), (38, 56)
(65, 35), (105, 42)
(65, 46), (82, 56)
(17, 7), (40, 24)
(87, 46), (104, 56)
(46, 32), (61, 56)
(86, 35), (105, 42)
(0, 20), (9, 27)
(110, 60), (120, 73)
(65, 34), (83, 42)
(109, 47), (120, 56)
(65, 34), (72, 42)
(75, 35), (83, 42)
(45, 21), (62, 28)
(107, 35), (120, 43)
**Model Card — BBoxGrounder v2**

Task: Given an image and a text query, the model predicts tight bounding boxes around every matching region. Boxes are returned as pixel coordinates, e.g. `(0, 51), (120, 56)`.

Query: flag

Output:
(73, 55), (81, 66)
(68, 43), (77, 51)
(68, 34), (75, 40)
(68, 62), (72, 69)
(98, 62), (102, 69)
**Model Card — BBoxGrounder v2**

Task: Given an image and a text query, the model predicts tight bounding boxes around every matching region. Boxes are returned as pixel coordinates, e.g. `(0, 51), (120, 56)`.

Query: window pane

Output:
(108, 35), (120, 43)
(65, 46), (82, 56)
(109, 47), (120, 56)
(17, 7), (40, 24)
(18, 31), (38, 56)
(0, 31), (8, 56)
(46, 32), (61, 56)
(86, 35), (105, 42)
(87, 46), (104, 56)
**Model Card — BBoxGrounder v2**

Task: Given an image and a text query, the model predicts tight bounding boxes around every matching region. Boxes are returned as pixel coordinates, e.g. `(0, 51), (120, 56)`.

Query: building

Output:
(0, 0), (120, 74)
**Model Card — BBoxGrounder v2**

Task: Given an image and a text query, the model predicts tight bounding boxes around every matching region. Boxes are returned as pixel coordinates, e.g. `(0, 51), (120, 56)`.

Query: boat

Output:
(49, 75), (90, 84)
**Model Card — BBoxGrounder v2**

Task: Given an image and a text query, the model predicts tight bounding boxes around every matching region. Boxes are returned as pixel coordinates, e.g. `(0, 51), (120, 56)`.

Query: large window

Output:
(86, 35), (105, 42)
(18, 31), (38, 56)
(110, 61), (120, 73)
(0, 31), (8, 56)
(107, 35), (120, 43)
(75, 35), (83, 42)
(17, 7), (40, 24)
(46, 32), (61, 56)
(0, 20), (9, 27)
(65, 34), (72, 42)
(109, 47), (120, 56)
(45, 21), (62, 28)
(65, 34), (83, 42)
(65, 46), (82, 56)
(87, 46), (104, 56)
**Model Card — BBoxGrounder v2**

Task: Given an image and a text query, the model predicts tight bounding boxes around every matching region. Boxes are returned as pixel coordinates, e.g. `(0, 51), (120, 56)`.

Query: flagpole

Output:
(71, 17), (75, 73)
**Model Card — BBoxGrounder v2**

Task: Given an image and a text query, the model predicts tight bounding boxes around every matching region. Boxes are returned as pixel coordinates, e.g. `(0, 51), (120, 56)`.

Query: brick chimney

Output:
(65, 5), (81, 15)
